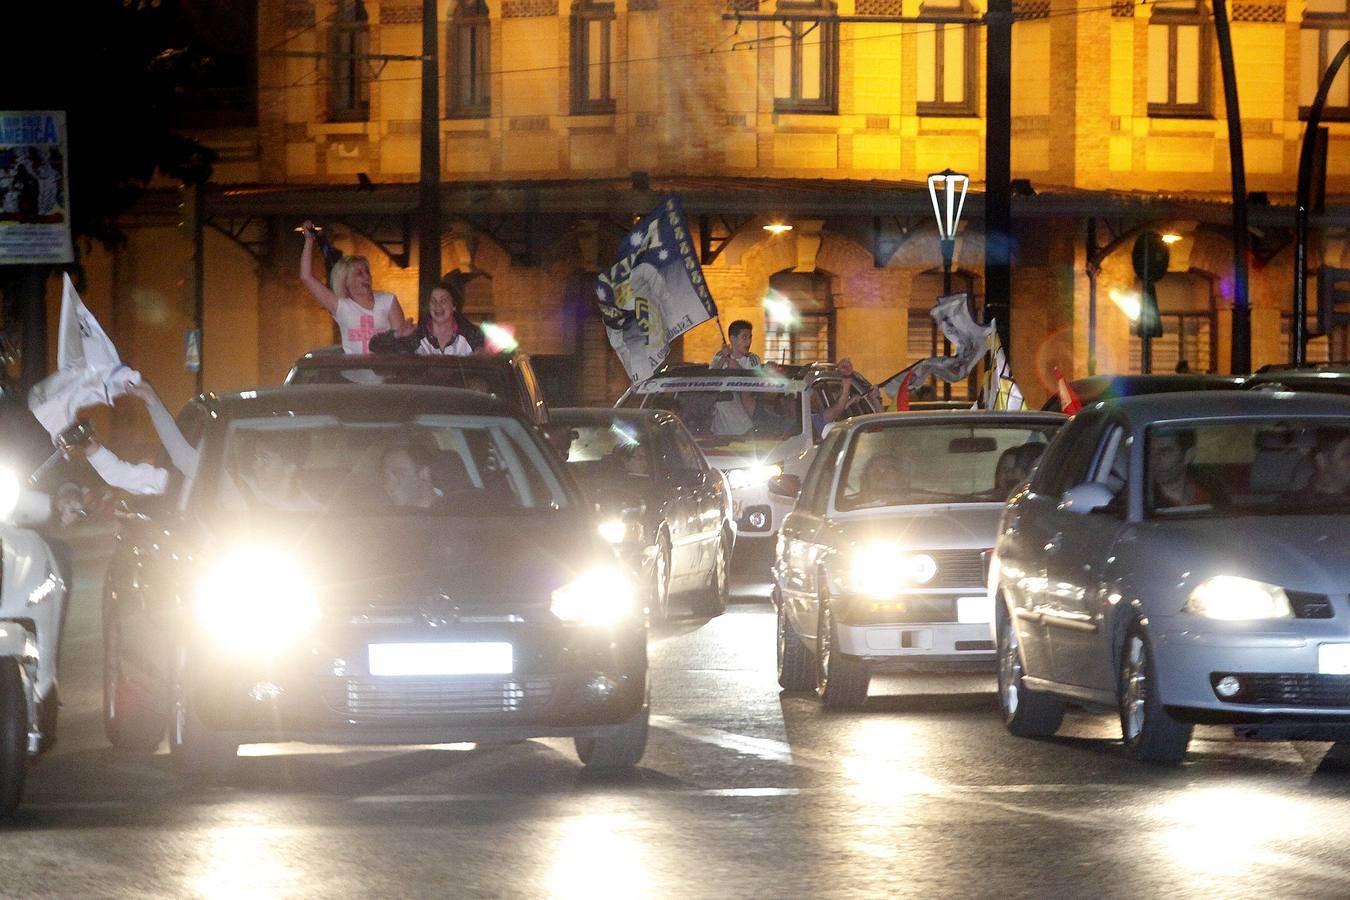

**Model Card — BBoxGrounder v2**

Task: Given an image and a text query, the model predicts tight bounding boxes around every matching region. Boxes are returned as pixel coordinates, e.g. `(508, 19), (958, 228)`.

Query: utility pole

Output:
(418, 0), (442, 308)
(984, 0), (1013, 351)
(1212, 0), (1250, 373)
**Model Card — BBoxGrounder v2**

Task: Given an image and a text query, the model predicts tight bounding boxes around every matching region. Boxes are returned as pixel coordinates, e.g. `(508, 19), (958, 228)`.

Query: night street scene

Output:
(5, 1), (1350, 897)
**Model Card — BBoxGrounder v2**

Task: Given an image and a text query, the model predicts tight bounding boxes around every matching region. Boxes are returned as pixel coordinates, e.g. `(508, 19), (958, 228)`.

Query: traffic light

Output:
(1316, 266), (1350, 335)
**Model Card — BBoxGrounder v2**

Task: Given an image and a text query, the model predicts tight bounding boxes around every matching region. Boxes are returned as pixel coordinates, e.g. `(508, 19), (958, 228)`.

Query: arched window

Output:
(449, 0), (490, 118)
(1301, 0), (1350, 120)
(1147, 0), (1211, 118)
(329, 0), (370, 122)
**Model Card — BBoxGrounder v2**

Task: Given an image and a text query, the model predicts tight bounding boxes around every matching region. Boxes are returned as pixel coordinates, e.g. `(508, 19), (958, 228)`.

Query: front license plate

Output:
(368, 642), (513, 677)
(1318, 643), (1350, 675)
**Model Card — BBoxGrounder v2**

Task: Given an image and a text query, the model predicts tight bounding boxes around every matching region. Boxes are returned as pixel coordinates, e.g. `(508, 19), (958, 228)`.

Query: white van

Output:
(616, 363), (882, 541)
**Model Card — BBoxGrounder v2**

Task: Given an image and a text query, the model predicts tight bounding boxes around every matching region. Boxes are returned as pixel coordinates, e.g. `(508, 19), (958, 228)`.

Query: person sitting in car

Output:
(235, 430), (323, 511)
(1310, 428), (1350, 499)
(381, 444), (446, 509)
(993, 442), (1047, 498)
(859, 452), (913, 506)
(1149, 430), (1210, 509)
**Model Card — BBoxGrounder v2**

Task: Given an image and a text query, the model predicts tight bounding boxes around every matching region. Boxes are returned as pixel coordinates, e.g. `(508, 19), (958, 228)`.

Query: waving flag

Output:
(1054, 366), (1083, 414)
(27, 273), (140, 437)
(595, 197), (718, 382)
(879, 293), (992, 403)
(982, 326), (1024, 411)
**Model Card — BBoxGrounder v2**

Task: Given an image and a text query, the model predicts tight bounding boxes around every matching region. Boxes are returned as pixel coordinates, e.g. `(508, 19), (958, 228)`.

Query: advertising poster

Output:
(0, 110), (73, 265)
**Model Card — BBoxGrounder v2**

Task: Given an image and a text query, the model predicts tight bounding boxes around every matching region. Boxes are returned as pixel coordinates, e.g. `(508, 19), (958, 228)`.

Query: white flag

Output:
(27, 273), (140, 437)
(879, 293), (992, 401)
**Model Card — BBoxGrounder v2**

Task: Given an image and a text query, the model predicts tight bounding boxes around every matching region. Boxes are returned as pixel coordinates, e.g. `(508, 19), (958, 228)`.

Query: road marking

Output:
(649, 715), (794, 763)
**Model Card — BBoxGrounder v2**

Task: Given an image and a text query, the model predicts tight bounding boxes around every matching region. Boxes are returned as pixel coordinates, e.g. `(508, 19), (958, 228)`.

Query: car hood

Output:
(203, 512), (615, 605)
(1130, 515), (1350, 596)
(830, 504), (1004, 550)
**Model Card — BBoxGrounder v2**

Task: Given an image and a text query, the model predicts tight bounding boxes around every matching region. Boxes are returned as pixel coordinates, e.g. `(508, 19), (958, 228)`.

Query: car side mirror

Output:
(768, 473), (802, 499)
(1058, 482), (1117, 515)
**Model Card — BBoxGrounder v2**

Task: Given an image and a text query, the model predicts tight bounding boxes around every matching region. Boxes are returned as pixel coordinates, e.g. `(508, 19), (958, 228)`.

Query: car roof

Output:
(290, 349), (524, 372)
(1071, 373), (1249, 398)
(549, 407), (675, 427)
(641, 361), (859, 385)
(201, 384), (516, 420)
(836, 409), (1068, 430)
(1248, 369), (1350, 387)
(1091, 390), (1350, 426)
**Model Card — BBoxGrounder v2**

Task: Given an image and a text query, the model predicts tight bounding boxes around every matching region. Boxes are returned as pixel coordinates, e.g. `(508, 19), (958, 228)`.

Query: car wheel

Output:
(650, 534), (672, 625)
(102, 593), (166, 751)
(0, 659), (27, 818)
(1118, 620), (1192, 764)
(776, 591), (814, 692)
(691, 529), (731, 619)
(995, 601), (1064, 738)
(574, 704), (649, 770)
(816, 599), (869, 710)
(169, 651), (238, 777)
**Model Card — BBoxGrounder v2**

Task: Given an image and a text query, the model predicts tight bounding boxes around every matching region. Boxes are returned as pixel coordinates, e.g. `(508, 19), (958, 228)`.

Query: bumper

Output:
(834, 620), (996, 672)
(1153, 615), (1350, 725)
(183, 619), (648, 746)
(726, 482), (776, 538)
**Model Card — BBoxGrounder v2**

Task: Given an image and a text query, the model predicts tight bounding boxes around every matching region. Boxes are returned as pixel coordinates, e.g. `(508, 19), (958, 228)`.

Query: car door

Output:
(1042, 419), (1131, 688)
(778, 428), (847, 643)
(652, 422), (703, 585)
(1000, 410), (1106, 682)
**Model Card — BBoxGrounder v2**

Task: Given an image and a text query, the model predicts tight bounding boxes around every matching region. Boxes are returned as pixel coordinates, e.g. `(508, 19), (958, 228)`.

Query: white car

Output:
(772, 410), (1065, 708)
(617, 363), (882, 541)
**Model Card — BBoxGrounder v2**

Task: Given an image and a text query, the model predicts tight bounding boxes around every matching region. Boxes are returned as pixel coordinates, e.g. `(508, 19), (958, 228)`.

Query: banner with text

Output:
(0, 111), (73, 265)
(595, 196), (718, 382)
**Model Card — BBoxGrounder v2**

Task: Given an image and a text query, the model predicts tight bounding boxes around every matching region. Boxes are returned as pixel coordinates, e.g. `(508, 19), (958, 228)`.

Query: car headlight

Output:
(597, 518), (630, 544)
(846, 542), (938, 599)
(1185, 576), (1292, 621)
(726, 463), (782, 490)
(550, 566), (637, 625)
(0, 467), (19, 521)
(196, 547), (320, 649)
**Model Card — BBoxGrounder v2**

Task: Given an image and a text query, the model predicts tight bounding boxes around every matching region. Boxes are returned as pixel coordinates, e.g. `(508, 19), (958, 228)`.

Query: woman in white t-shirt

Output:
(299, 221), (412, 354)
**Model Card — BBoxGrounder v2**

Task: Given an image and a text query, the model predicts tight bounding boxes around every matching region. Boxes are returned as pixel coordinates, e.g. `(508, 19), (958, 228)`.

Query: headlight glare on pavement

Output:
(1185, 575), (1292, 621)
(196, 546), (320, 649)
(551, 566), (637, 625)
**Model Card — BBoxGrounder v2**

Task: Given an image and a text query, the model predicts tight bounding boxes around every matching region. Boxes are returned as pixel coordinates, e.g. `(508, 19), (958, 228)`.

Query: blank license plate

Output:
(1318, 643), (1350, 675)
(368, 642), (513, 677)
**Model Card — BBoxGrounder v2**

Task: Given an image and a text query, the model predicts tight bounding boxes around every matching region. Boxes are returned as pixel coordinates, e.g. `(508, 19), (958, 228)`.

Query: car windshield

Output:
(212, 413), (570, 516)
(835, 420), (1062, 511)
(551, 419), (653, 481)
(1146, 419), (1350, 517)
(627, 387), (803, 453)
(289, 361), (513, 398)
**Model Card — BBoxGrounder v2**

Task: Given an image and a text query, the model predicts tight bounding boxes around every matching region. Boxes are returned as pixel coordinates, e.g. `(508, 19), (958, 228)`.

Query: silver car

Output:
(993, 391), (1350, 763)
(772, 411), (1065, 709)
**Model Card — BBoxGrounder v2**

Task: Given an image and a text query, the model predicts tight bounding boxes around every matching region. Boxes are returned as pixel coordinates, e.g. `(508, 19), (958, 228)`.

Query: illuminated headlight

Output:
(847, 542), (937, 599)
(1185, 576), (1292, 621)
(726, 463), (782, 490)
(0, 467), (18, 520)
(597, 518), (629, 544)
(550, 567), (637, 625)
(196, 547), (319, 649)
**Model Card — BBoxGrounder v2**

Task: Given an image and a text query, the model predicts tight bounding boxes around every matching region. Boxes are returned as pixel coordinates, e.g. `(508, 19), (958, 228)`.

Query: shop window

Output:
(773, 1), (838, 114)
(571, 0), (616, 115)
(449, 0), (490, 118)
(917, 0), (977, 116)
(1147, 0), (1211, 118)
(1301, 0), (1350, 120)
(329, 0), (370, 122)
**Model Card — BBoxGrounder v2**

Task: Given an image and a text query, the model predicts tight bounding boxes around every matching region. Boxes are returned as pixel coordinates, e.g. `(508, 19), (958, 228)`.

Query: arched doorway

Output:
(763, 269), (834, 365)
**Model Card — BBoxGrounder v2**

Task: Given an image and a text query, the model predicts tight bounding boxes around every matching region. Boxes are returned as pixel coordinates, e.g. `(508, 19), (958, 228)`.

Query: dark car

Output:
(1041, 373), (1249, 412)
(545, 408), (736, 622)
(102, 385), (648, 772)
(283, 347), (550, 424)
(1249, 364), (1350, 397)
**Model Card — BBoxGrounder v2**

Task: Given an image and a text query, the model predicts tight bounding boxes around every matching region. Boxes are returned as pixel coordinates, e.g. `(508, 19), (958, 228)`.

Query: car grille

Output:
(1289, 591), (1334, 619)
(924, 550), (985, 589)
(1211, 673), (1350, 708)
(856, 597), (957, 624)
(324, 677), (554, 718)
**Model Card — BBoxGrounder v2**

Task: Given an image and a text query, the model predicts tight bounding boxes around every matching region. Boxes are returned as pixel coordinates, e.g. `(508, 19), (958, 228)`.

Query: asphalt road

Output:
(8, 529), (1350, 899)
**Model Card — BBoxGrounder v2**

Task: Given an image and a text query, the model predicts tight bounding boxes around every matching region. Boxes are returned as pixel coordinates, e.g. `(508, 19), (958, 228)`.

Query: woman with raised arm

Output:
(299, 220), (412, 354)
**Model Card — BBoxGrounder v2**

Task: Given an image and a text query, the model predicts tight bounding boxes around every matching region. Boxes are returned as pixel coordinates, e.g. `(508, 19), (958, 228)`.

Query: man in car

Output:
(711, 320), (762, 435)
(1149, 430), (1209, 508)
(381, 445), (445, 509)
(1311, 428), (1350, 499)
(859, 452), (913, 506)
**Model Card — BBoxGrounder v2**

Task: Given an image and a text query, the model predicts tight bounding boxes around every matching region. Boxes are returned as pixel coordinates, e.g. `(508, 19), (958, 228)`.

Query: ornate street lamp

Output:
(927, 169), (969, 295)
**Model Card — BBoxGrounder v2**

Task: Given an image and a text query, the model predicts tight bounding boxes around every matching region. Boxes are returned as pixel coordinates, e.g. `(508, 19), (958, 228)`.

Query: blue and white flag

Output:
(595, 197), (718, 382)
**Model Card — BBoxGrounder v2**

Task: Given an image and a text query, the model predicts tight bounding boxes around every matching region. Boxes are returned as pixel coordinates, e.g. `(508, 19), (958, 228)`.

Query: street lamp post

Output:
(928, 169), (969, 399)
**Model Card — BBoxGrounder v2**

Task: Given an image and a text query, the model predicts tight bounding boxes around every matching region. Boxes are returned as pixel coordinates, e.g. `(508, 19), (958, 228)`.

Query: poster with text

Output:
(0, 111), (73, 264)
